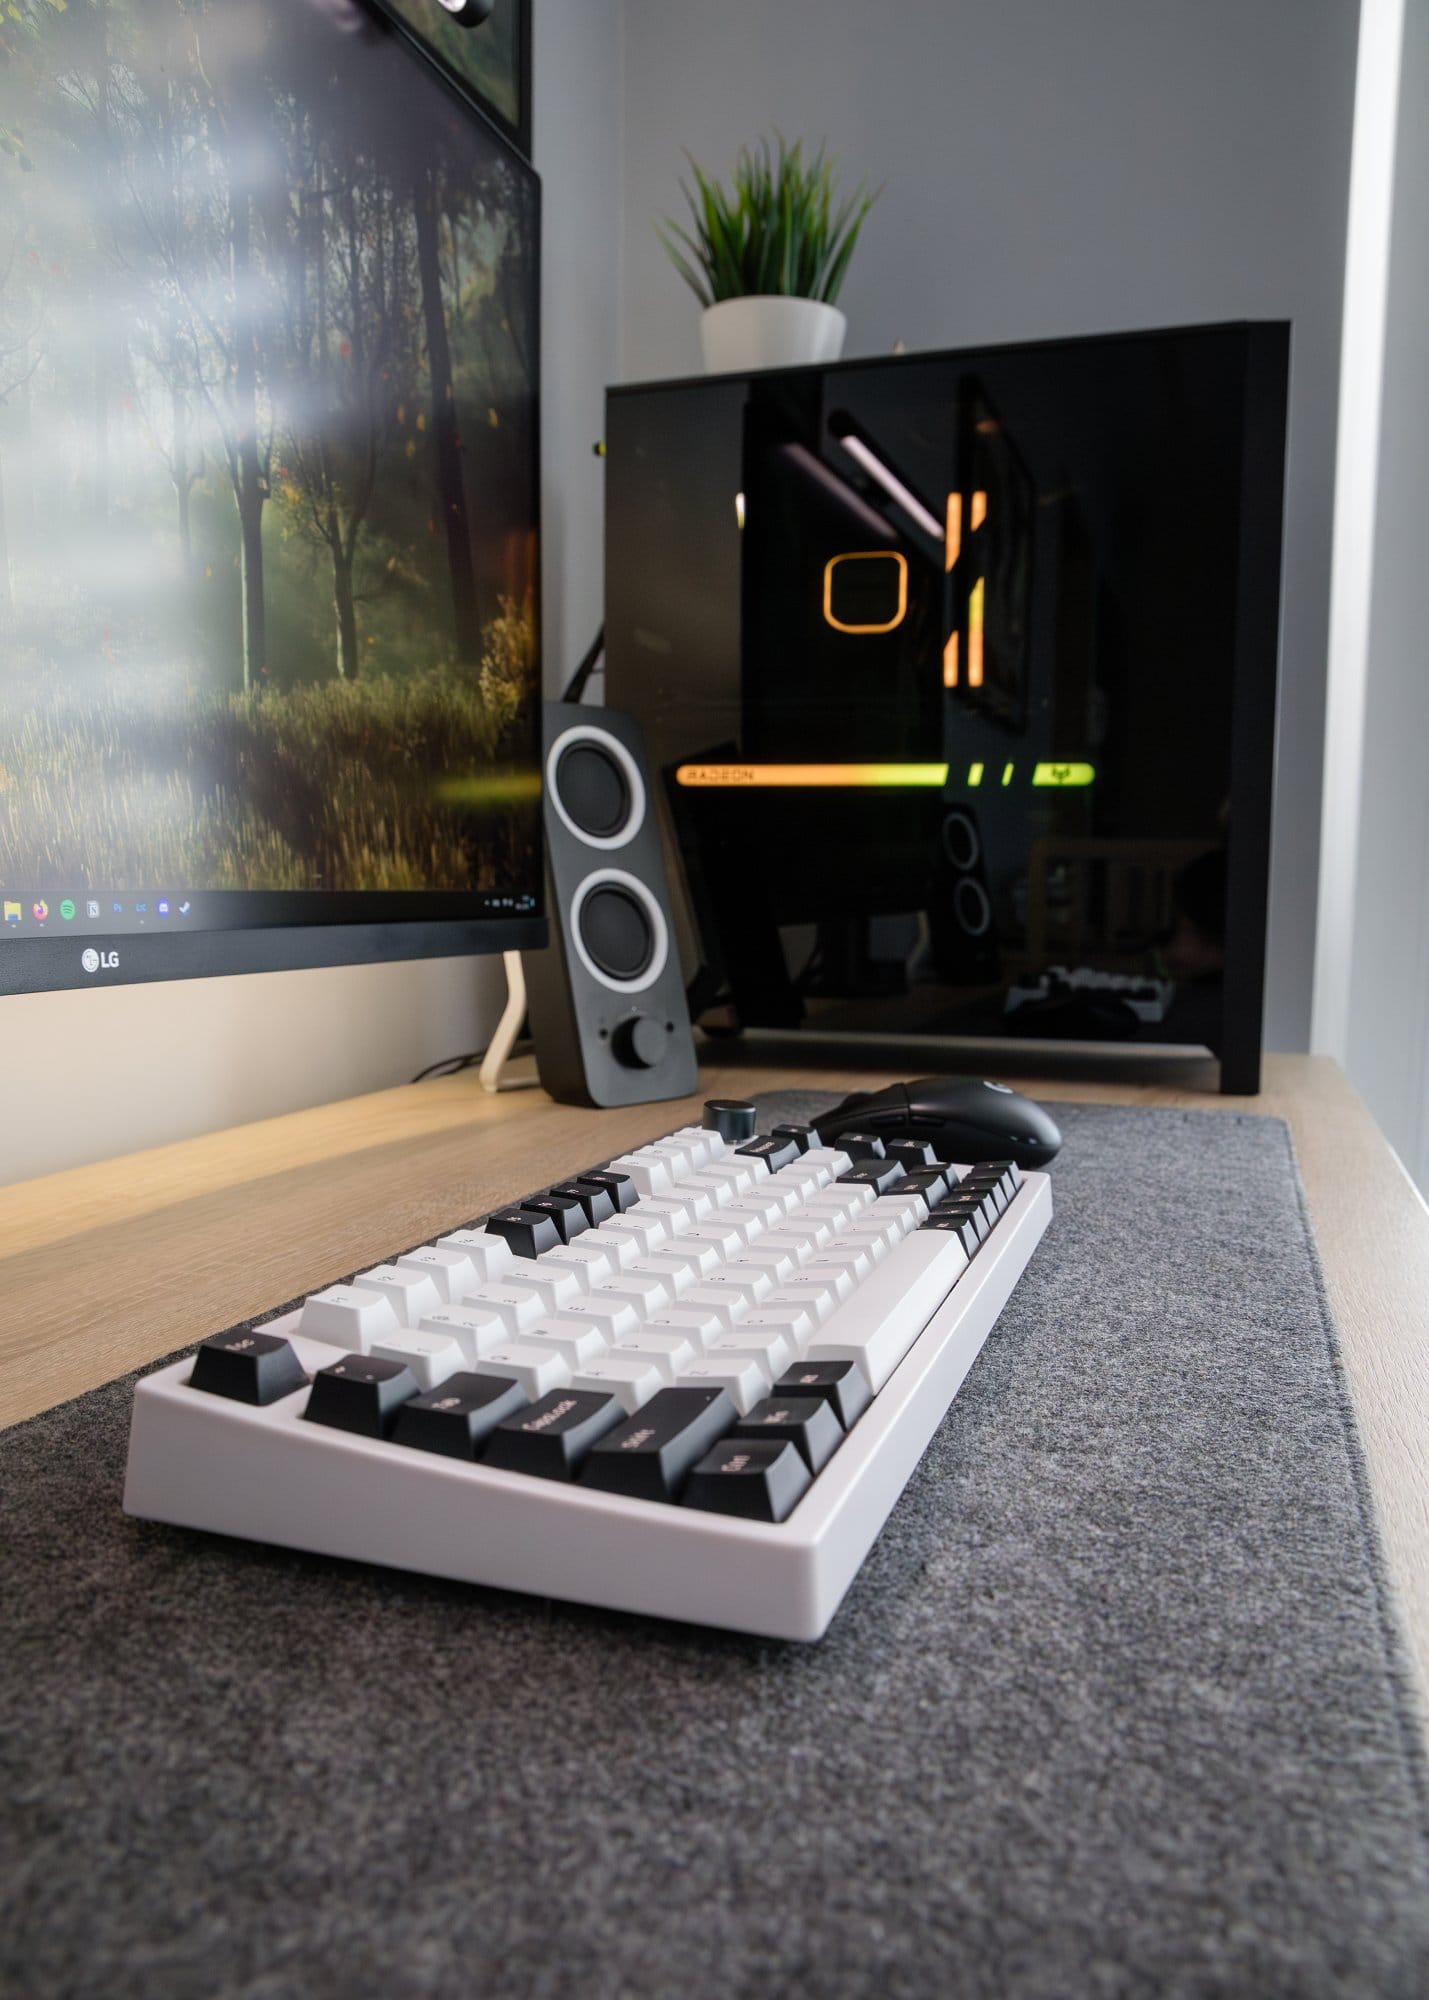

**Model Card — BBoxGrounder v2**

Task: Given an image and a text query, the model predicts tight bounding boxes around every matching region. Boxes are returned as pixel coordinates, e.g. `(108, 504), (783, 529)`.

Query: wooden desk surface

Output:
(4, 1051), (1427, 1701)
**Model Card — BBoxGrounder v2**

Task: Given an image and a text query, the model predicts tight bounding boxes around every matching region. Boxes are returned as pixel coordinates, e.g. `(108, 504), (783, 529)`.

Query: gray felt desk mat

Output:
(2, 1097), (1428, 2000)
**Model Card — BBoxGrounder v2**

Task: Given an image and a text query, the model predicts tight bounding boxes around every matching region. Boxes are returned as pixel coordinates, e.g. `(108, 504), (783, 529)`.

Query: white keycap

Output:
(297, 1284), (401, 1351)
(436, 1231), (516, 1282)
(841, 1217), (901, 1256)
(572, 1357), (664, 1413)
(626, 1252), (698, 1295)
(724, 1190), (797, 1229)
(467, 1283), (544, 1335)
(633, 1240), (719, 1284)
(593, 1272), (675, 1318)
(692, 1266), (774, 1307)
(398, 1246), (479, 1303)
(728, 1244), (798, 1283)
(645, 1307), (727, 1354)
(667, 1125), (725, 1165)
(556, 1294), (641, 1343)
(687, 1159), (763, 1196)
(753, 1227), (820, 1264)
(805, 1245), (875, 1286)
(646, 1139), (698, 1176)
(600, 1212), (670, 1255)
(521, 1315), (609, 1367)
(658, 1182), (719, 1221)
(638, 1195), (702, 1234)
(806, 1226), (969, 1391)
(540, 1241), (619, 1288)
(604, 1151), (675, 1199)
(870, 1194), (928, 1235)
(501, 1256), (584, 1311)
(682, 1219), (748, 1259)
(580, 1226), (642, 1268)
(808, 1182), (876, 1221)
(354, 1265), (443, 1326)
(799, 1147), (853, 1182)
(416, 1305), (509, 1363)
(370, 1330), (465, 1391)
(768, 1163), (827, 1201)
(765, 1279), (841, 1321)
(712, 1323), (796, 1377)
(678, 1284), (751, 1331)
(740, 1304), (816, 1352)
(681, 1355), (769, 1415)
(607, 1328), (698, 1382)
(474, 1344), (573, 1399)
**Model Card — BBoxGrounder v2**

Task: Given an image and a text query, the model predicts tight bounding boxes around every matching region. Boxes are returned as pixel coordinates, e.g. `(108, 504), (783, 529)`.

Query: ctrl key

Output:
(189, 1330), (307, 1407)
(682, 1437), (811, 1522)
(303, 1355), (418, 1440)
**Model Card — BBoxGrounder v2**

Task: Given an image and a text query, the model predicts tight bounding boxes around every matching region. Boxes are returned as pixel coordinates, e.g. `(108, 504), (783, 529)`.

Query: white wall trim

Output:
(1312, 0), (1406, 1058)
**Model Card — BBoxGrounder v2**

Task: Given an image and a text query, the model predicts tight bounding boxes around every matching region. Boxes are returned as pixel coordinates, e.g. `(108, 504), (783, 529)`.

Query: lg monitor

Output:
(0, 0), (544, 998)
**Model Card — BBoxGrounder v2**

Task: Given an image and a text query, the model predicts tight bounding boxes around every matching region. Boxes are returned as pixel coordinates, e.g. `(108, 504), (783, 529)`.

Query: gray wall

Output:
(1, 0), (625, 1187)
(1342, 0), (1429, 1183)
(618, 0), (1360, 1052)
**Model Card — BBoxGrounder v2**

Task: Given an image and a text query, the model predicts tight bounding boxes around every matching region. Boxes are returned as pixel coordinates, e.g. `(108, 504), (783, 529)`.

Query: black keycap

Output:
(580, 1386), (736, 1503)
(885, 1137), (940, 1170)
(393, 1372), (529, 1460)
(922, 1209), (983, 1254)
(577, 1170), (637, 1214)
(773, 1360), (871, 1430)
(896, 1167), (952, 1206)
(837, 1158), (908, 1194)
(960, 1171), (1007, 1215)
(484, 1207), (563, 1258)
(521, 1193), (589, 1242)
(735, 1135), (801, 1171)
(483, 1388), (626, 1480)
(682, 1437), (811, 1522)
(837, 1131), (887, 1160)
(189, 1329), (307, 1406)
(549, 1180), (617, 1227)
(770, 1123), (816, 1155)
(304, 1355), (418, 1439)
(937, 1188), (995, 1232)
(732, 1394), (844, 1474)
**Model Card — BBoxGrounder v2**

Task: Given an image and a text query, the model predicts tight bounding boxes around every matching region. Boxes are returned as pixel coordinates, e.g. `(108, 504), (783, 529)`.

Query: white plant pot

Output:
(700, 295), (847, 374)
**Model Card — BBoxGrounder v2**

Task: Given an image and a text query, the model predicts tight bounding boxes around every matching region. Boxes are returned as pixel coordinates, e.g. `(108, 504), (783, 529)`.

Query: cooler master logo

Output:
(81, 948), (118, 974)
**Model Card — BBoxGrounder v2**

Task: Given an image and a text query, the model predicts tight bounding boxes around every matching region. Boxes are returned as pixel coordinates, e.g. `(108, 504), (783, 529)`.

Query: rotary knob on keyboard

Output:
(702, 1098), (757, 1143)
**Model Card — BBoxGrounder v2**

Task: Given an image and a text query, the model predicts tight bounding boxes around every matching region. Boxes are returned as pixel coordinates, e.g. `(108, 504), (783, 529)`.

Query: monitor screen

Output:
(605, 324), (1286, 1078)
(0, 0), (543, 996)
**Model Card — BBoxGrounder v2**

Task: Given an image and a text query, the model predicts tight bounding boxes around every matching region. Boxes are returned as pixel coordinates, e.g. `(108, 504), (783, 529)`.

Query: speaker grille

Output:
(555, 742), (631, 840)
(578, 884), (655, 981)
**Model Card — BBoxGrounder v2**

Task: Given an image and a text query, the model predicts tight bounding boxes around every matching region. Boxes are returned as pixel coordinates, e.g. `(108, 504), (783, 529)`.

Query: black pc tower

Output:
(604, 323), (1288, 1093)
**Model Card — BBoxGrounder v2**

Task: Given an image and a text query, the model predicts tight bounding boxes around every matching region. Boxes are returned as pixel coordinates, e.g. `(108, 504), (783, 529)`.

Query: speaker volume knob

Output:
(612, 1014), (667, 1069)
(702, 1098), (757, 1142)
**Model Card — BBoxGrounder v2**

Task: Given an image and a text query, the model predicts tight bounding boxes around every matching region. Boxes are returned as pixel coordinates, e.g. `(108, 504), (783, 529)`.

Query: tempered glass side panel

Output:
(607, 324), (1286, 1068)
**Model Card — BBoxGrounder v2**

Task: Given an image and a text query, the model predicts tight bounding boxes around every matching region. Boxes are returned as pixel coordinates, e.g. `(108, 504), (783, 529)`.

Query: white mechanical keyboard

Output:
(124, 1107), (1052, 1640)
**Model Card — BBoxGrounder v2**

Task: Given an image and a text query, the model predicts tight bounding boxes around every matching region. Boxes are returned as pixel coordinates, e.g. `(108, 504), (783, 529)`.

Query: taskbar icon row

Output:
(2, 896), (193, 929)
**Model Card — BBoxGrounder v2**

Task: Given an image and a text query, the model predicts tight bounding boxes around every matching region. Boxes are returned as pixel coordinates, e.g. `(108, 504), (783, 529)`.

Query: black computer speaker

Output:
(523, 702), (699, 1107)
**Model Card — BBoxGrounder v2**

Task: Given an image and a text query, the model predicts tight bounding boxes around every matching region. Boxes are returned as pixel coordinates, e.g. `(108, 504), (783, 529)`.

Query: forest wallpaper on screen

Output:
(0, 0), (541, 896)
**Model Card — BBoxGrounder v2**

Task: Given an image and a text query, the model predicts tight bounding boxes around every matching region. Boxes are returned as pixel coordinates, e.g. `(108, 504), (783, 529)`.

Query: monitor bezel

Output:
(0, 0), (548, 1000)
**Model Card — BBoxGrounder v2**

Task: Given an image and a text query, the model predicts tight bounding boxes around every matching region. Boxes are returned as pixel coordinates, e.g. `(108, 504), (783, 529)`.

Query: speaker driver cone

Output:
(579, 884), (654, 982)
(555, 743), (631, 840)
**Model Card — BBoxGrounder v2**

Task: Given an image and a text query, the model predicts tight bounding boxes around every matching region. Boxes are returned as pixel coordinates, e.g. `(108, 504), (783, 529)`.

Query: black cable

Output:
(561, 623), (605, 704)
(410, 1037), (531, 1085)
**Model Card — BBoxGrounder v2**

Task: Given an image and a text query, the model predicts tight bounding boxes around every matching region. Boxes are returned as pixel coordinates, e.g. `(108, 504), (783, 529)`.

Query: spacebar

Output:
(805, 1229), (970, 1392)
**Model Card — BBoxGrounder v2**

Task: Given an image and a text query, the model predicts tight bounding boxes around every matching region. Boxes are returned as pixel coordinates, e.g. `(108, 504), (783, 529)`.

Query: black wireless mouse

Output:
(815, 1076), (1063, 1170)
